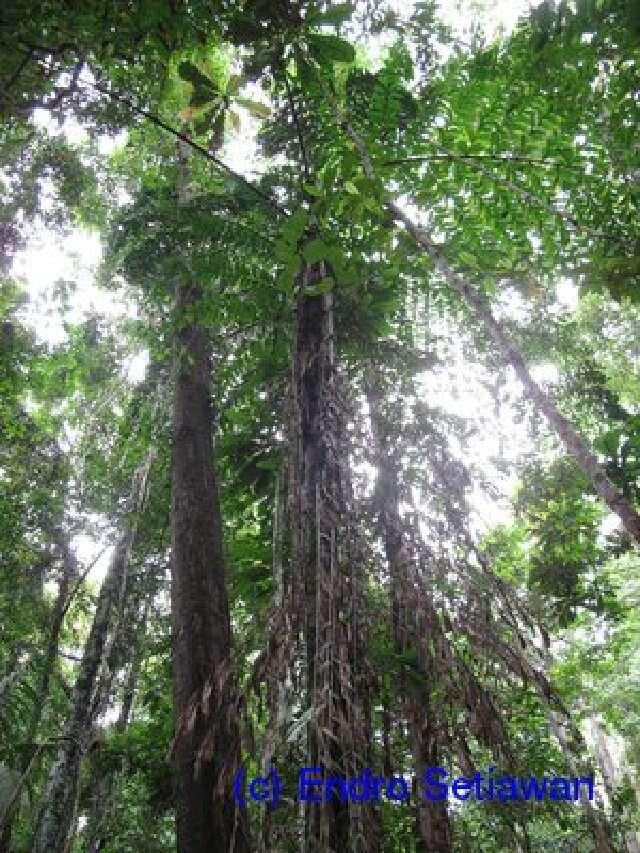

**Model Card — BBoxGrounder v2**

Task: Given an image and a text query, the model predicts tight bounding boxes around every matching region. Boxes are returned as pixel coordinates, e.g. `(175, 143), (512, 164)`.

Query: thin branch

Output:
(0, 742), (46, 831)
(59, 544), (111, 623)
(0, 53), (85, 113)
(0, 736), (85, 832)
(384, 153), (582, 171)
(424, 141), (625, 244)
(324, 81), (640, 543)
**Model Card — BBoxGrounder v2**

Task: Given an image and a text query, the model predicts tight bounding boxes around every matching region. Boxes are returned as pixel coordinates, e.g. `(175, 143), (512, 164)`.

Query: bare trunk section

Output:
(408, 702), (452, 853)
(170, 141), (248, 853)
(587, 720), (640, 853)
(337, 113), (640, 543)
(259, 470), (290, 853)
(29, 448), (155, 853)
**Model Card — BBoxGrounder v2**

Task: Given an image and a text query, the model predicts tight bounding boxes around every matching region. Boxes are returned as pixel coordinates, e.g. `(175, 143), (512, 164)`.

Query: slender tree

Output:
(30, 447), (155, 853)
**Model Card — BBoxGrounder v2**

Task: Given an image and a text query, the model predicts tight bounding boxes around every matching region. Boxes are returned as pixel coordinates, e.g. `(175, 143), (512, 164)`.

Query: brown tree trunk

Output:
(83, 596), (151, 853)
(170, 141), (248, 853)
(0, 529), (79, 852)
(289, 262), (376, 852)
(409, 703), (453, 853)
(588, 720), (640, 853)
(294, 269), (349, 852)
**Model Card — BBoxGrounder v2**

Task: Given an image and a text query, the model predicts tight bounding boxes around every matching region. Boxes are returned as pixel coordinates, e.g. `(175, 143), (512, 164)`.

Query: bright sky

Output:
(435, 0), (534, 40)
(12, 0), (553, 582)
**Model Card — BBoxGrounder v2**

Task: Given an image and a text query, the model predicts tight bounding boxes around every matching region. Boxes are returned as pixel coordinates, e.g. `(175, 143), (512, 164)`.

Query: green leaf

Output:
(229, 110), (241, 133)
(307, 34), (356, 64)
(211, 110), (225, 148)
(296, 55), (315, 89)
(227, 74), (244, 95)
(255, 458), (279, 471)
(276, 254), (302, 293)
(325, 245), (357, 285)
(274, 237), (296, 263)
(190, 86), (218, 108)
(458, 250), (480, 269)
(282, 210), (308, 245)
(303, 183), (323, 197)
(302, 239), (331, 263)
(235, 97), (271, 119)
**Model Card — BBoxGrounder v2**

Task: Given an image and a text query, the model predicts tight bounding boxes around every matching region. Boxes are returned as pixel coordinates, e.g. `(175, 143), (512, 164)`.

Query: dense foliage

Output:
(0, 1), (639, 851)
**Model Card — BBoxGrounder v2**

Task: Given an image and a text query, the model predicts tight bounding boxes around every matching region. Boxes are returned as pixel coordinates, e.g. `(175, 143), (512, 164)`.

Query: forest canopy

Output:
(0, 0), (639, 851)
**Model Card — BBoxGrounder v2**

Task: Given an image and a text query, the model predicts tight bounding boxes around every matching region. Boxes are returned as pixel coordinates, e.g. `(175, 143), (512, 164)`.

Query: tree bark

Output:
(587, 719), (640, 853)
(294, 268), (350, 852)
(170, 140), (248, 853)
(409, 703), (453, 853)
(29, 448), (155, 853)
(82, 594), (152, 853)
(288, 262), (377, 852)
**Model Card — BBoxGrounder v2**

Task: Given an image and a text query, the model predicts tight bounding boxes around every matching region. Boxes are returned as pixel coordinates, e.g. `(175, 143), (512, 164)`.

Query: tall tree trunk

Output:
(29, 448), (155, 853)
(408, 701), (452, 853)
(587, 720), (640, 853)
(170, 140), (248, 853)
(338, 115), (640, 543)
(294, 267), (349, 852)
(289, 262), (375, 852)
(23, 527), (79, 747)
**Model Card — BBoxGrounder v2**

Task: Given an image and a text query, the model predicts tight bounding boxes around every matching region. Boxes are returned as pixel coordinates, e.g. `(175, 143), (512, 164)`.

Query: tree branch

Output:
(384, 153), (581, 170)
